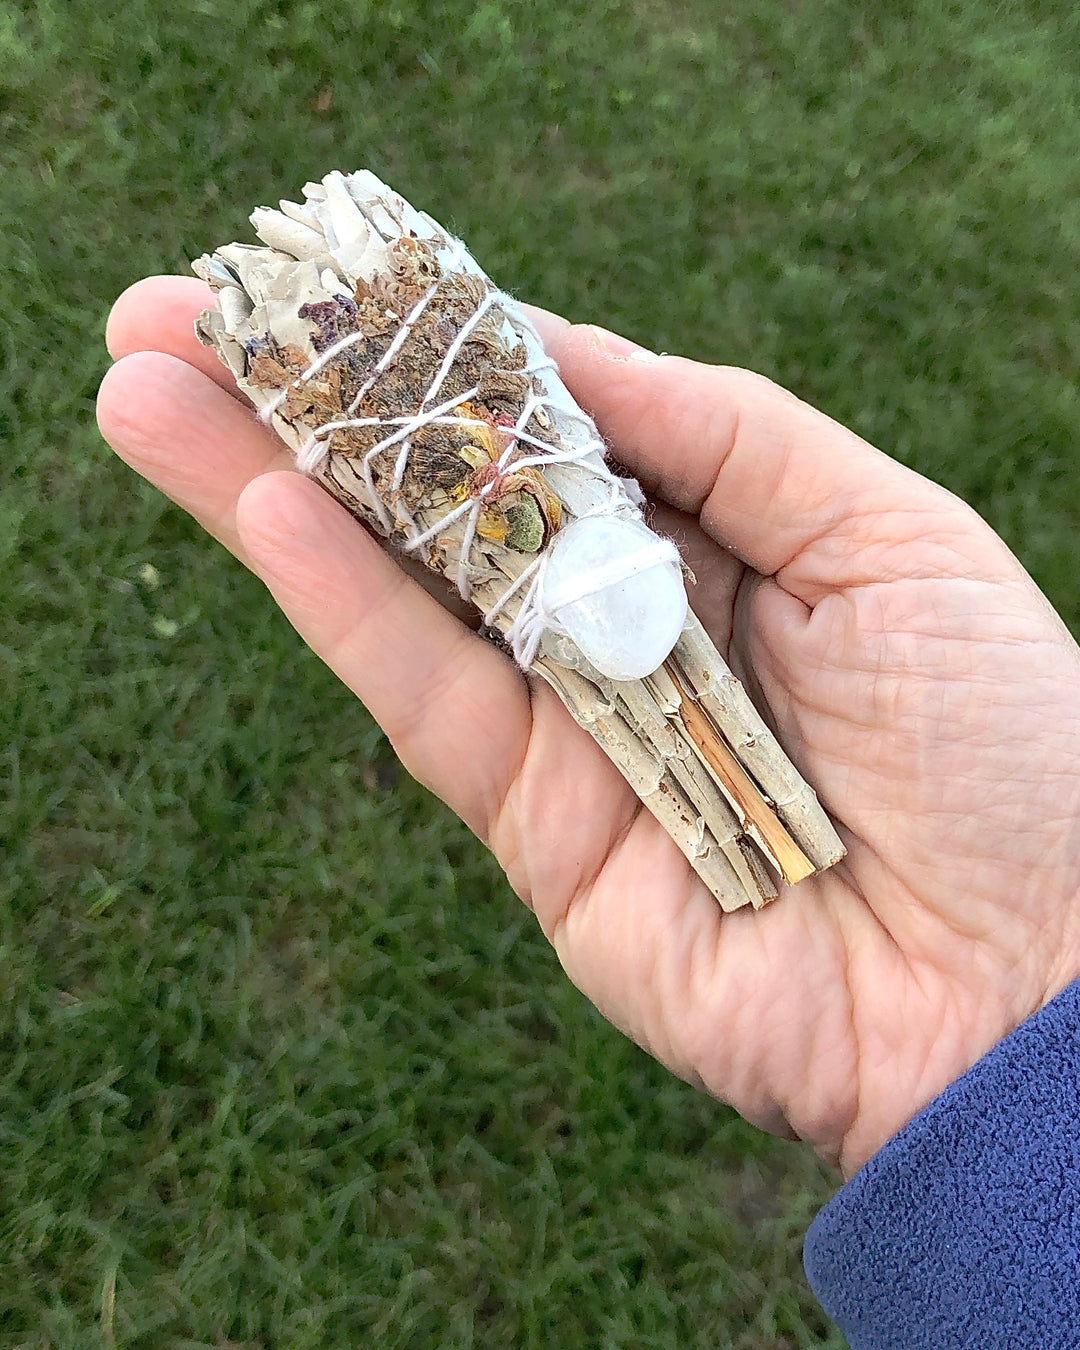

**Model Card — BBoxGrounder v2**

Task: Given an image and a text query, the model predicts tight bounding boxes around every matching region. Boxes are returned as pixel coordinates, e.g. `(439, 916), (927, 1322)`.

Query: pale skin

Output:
(98, 276), (1080, 1177)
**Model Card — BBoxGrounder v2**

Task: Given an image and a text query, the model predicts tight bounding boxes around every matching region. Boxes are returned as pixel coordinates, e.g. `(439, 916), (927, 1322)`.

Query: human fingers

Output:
(97, 351), (293, 562)
(97, 345), (625, 862)
(106, 276), (251, 402)
(97, 337), (536, 836)
(542, 324), (982, 603)
(99, 348), (484, 621)
(233, 471), (549, 844)
(514, 301), (571, 350)
(96, 348), (579, 859)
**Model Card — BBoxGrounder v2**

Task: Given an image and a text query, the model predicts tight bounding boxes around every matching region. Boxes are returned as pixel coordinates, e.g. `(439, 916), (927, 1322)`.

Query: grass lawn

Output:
(4, 0), (1080, 1344)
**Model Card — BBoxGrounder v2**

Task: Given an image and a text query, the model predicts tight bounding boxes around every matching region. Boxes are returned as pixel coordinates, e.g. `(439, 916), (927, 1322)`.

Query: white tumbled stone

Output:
(539, 516), (687, 681)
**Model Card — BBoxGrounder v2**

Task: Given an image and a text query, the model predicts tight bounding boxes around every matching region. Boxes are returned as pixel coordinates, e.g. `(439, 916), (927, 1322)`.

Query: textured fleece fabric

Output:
(804, 978), (1080, 1349)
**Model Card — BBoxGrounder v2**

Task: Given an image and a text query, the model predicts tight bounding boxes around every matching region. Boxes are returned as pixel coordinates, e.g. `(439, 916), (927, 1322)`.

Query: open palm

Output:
(99, 278), (1080, 1175)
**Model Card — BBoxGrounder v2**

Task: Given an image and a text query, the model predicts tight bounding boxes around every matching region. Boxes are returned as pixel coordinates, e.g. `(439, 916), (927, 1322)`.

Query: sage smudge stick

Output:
(192, 169), (844, 909)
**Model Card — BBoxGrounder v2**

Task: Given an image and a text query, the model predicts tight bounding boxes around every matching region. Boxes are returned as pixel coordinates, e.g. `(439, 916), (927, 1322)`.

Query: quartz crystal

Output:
(539, 517), (687, 680)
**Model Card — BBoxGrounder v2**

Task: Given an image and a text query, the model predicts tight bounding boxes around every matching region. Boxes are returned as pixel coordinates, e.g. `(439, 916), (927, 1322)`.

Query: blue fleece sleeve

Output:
(803, 978), (1080, 1349)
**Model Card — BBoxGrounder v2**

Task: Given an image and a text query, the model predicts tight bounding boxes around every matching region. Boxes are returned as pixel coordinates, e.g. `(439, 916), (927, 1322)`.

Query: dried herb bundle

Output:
(192, 170), (844, 909)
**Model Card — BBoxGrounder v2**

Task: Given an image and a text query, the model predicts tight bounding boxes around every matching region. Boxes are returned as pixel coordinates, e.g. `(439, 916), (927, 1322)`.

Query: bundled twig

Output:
(192, 170), (844, 909)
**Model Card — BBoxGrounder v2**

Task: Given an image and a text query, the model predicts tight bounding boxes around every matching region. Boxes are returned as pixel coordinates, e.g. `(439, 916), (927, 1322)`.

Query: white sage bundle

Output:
(193, 170), (844, 910)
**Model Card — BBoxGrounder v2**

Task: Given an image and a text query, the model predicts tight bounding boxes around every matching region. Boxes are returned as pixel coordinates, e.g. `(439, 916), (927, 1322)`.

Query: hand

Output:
(99, 276), (1080, 1175)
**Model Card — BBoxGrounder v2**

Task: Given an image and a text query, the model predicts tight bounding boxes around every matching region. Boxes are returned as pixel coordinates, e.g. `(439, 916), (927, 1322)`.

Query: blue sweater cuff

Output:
(804, 978), (1080, 1349)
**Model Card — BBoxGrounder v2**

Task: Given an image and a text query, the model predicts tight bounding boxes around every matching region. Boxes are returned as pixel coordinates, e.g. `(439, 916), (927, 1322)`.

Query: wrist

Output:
(806, 978), (1080, 1348)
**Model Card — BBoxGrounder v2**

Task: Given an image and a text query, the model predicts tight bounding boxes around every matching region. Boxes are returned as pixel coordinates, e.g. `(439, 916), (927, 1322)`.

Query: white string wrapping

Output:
(261, 258), (679, 670)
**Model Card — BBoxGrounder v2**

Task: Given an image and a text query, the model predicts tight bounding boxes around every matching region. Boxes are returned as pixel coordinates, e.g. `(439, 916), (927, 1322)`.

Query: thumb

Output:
(537, 320), (975, 603)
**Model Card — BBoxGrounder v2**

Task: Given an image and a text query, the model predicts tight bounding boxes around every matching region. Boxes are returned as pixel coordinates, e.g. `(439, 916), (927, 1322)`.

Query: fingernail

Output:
(587, 324), (659, 362)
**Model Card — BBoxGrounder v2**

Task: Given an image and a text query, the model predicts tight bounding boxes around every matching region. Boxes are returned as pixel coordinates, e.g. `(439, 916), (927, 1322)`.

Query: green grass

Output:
(4, 0), (1080, 1343)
